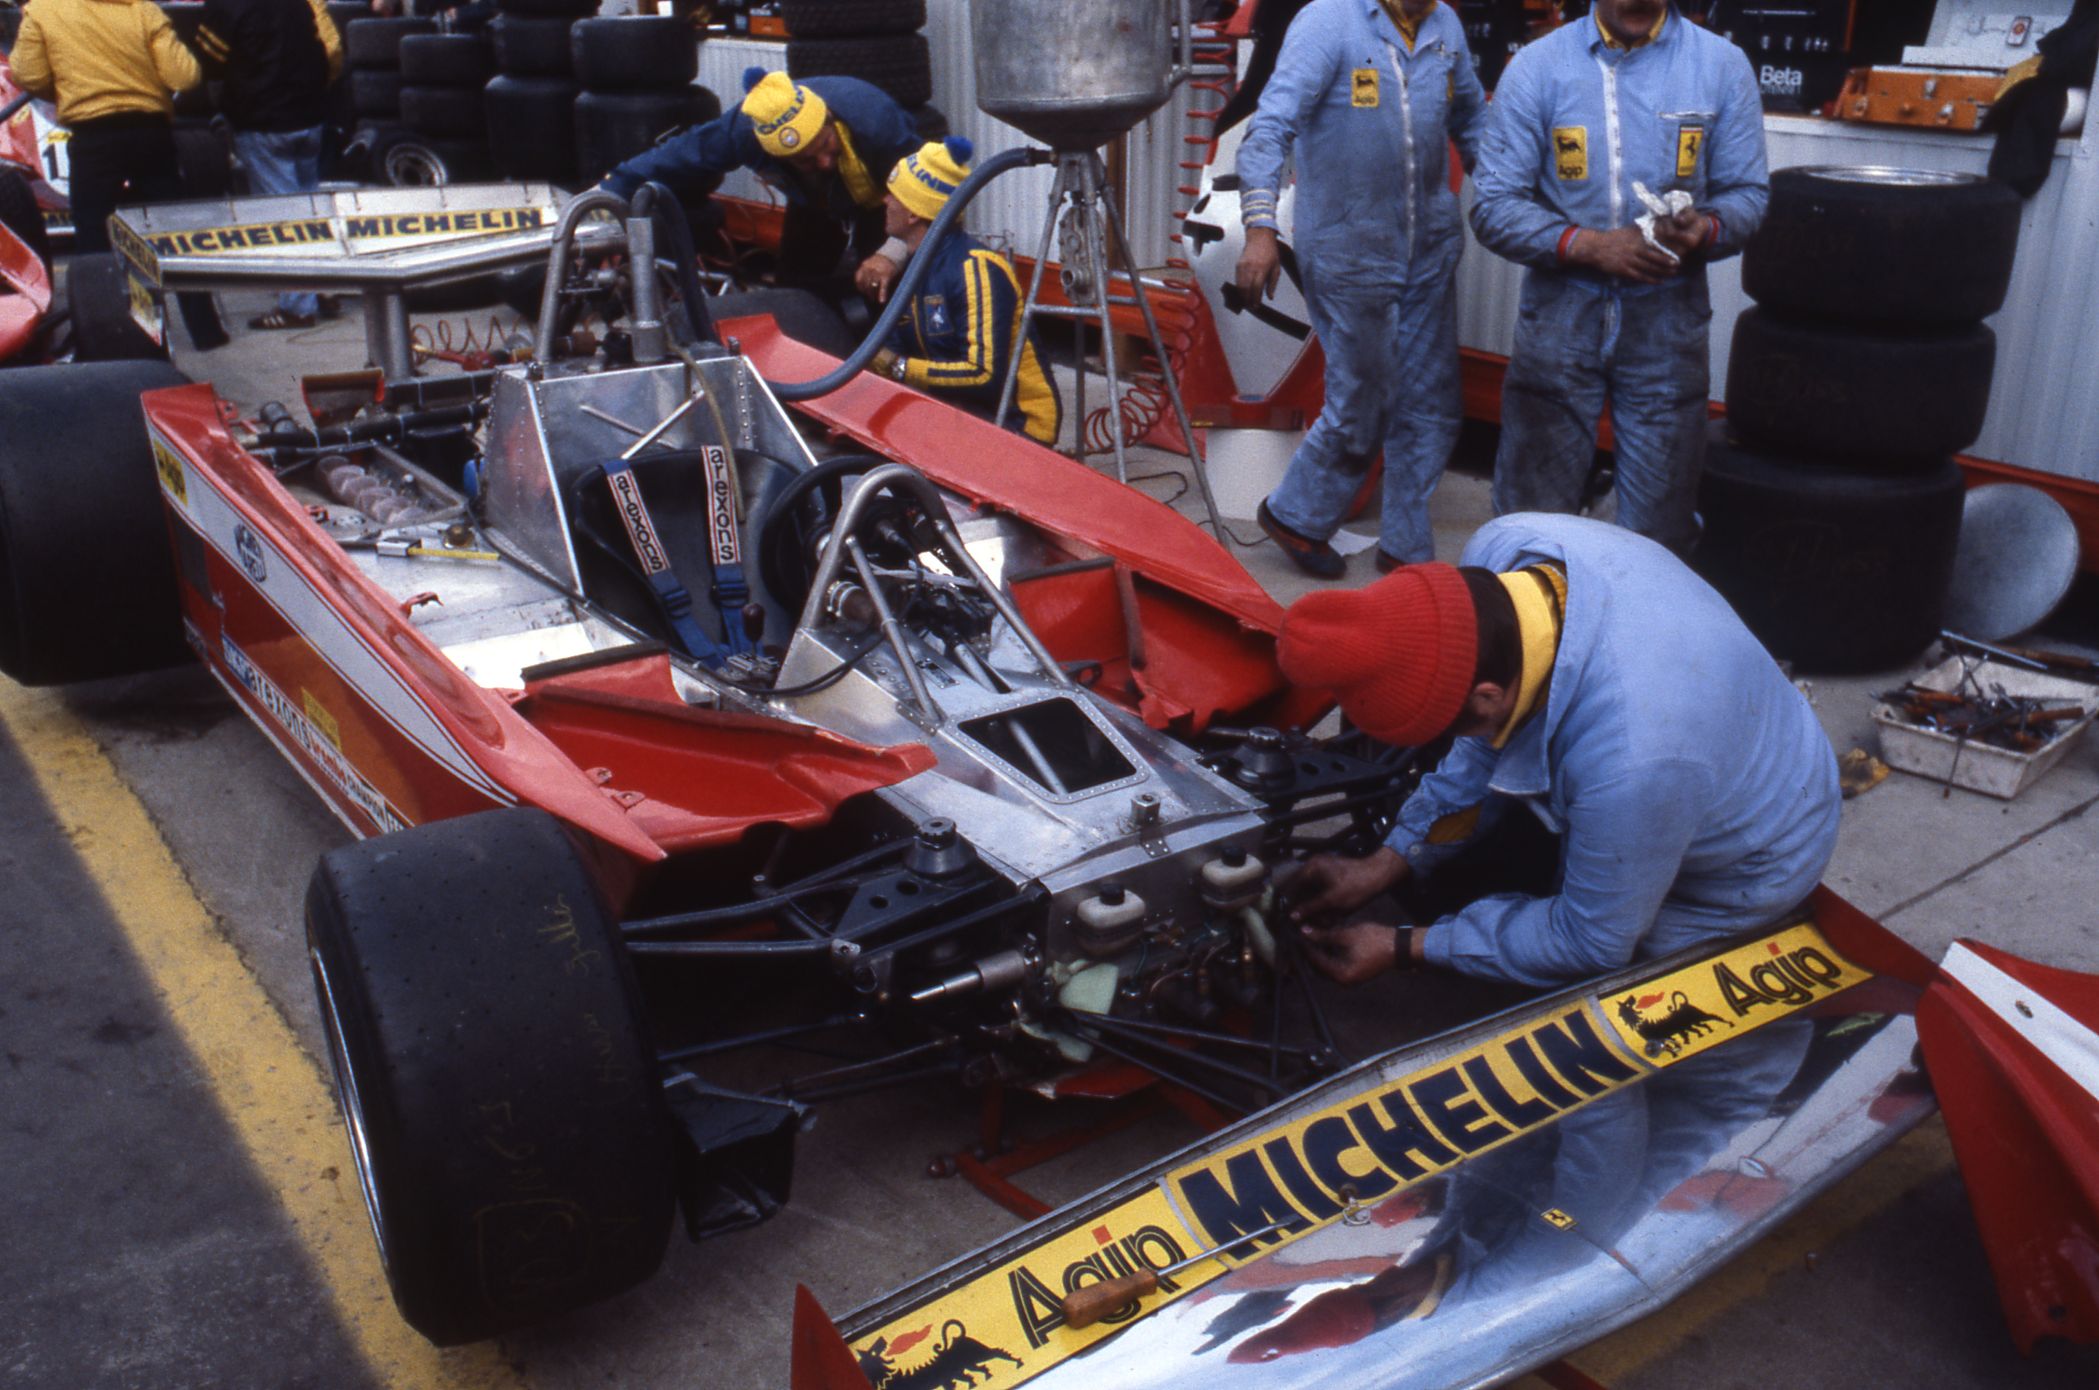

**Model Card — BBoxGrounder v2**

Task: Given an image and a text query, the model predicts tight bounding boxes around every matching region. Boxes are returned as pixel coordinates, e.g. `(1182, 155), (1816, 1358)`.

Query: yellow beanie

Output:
(888, 136), (974, 221)
(741, 67), (828, 157)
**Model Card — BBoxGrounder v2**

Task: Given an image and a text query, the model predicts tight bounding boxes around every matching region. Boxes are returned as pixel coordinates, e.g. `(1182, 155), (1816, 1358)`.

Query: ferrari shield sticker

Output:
(1352, 67), (1380, 107)
(1553, 126), (1588, 181)
(1604, 922), (1863, 1064)
(1676, 123), (1706, 178)
(851, 922), (1870, 1390)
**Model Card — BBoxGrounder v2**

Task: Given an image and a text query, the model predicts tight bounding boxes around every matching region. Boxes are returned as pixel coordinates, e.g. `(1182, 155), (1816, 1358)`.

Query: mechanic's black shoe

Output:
(316, 294), (344, 320)
(1258, 500), (1346, 580)
(1375, 548), (1407, 575)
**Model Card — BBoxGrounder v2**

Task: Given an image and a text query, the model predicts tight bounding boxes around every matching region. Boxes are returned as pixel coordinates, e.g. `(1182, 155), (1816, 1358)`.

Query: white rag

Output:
(1632, 181), (1695, 264)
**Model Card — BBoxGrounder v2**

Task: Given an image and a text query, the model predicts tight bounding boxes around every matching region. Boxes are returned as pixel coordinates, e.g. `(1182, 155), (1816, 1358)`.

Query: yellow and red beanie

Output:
(741, 67), (828, 157)
(888, 136), (974, 221)
(1276, 563), (1478, 746)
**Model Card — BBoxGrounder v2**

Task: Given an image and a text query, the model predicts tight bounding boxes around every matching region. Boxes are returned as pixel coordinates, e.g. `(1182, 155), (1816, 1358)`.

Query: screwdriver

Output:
(1060, 1215), (1300, 1329)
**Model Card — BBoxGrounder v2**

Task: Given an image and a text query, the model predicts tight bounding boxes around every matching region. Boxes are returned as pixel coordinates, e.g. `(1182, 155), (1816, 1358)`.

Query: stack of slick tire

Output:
(346, 17), (433, 136)
(1698, 167), (2022, 674)
(783, 0), (949, 152)
(487, 0), (593, 185)
(572, 16), (718, 188)
(784, 0), (932, 111)
(396, 30), (496, 182)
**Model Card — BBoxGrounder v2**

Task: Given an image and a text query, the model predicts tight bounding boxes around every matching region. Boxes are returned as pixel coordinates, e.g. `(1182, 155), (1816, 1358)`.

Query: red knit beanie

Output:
(1276, 563), (1478, 746)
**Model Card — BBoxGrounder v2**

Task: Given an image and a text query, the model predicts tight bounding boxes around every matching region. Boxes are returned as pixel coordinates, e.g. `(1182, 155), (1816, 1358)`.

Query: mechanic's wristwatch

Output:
(1391, 926), (1418, 973)
(889, 354), (909, 382)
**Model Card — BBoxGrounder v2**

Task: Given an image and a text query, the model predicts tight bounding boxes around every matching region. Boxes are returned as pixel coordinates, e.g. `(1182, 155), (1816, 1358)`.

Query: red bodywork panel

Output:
(139, 384), (930, 874)
(0, 217), (51, 363)
(1920, 939), (2099, 1352)
(513, 651), (935, 854)
(726, 316), (1326, 735)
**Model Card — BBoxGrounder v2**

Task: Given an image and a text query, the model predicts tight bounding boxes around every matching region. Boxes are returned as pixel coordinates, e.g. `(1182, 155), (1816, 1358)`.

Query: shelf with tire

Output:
(782, 0), (944, 137)
(1696, 168), (2022, 674)
(571, 15), (720, 190)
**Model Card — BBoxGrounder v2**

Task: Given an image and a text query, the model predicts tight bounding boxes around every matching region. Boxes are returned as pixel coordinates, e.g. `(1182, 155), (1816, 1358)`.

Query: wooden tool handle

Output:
(1060, 1269), (1162, 1329)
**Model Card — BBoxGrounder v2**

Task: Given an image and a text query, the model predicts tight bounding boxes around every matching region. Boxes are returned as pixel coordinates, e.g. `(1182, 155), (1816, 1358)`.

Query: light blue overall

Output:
(1238, 0), (1486, 564)
(1469, 12), (1767, 551)
(1389, 515), (1838, 988)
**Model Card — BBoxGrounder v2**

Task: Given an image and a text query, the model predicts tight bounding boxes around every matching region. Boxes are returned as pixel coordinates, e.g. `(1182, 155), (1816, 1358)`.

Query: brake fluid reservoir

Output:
(1074, 884), (1147, 958)
(1200, 850), (1265, 905)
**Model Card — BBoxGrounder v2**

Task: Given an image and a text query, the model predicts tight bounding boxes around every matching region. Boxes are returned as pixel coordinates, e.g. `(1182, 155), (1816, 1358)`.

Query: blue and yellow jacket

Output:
(602, 74), (918, 222)
(886, 228), (1060, 446)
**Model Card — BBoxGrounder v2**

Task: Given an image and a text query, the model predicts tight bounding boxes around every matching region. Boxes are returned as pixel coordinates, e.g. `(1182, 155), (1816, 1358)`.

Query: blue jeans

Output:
(1265, 251), (1465, 567)
(1492, 272), (1714, 554)
(233, 126), (325, 317)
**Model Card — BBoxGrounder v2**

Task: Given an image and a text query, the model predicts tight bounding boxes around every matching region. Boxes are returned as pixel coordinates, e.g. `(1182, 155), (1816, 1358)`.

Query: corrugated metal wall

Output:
(700, 21), (2098, 483)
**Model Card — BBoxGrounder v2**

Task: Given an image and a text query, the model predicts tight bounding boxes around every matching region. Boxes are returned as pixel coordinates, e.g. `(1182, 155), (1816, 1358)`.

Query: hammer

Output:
(1060, 1216), (1299, 1329)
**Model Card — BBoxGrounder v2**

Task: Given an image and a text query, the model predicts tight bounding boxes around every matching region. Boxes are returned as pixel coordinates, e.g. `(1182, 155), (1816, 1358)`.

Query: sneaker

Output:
(1375, 549), (1407, 575)
(315, 294), (344, 320)
(248, 309), (317, 330)
(1258, 499), (1346, 580)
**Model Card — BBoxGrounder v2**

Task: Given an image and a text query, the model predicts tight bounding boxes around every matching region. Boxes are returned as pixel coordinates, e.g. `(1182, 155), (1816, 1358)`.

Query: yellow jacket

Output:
(11, 0), (203, 125)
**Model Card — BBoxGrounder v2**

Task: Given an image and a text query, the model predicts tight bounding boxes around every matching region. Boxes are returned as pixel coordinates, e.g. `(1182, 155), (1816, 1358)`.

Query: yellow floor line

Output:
(1565, 1119), (1955, 1383)
(1, 682), (525, 1390)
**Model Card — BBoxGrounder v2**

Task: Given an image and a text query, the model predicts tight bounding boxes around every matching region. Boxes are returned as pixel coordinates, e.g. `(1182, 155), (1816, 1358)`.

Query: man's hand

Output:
(1301, 920), (1404, 985)
(1567, 224), (1681, 285)
(1651, 207), (1710, 259)
(1235, 227), (1283, 302)
(1281, 846), (1408, 923)
(855, 253), (901, 303)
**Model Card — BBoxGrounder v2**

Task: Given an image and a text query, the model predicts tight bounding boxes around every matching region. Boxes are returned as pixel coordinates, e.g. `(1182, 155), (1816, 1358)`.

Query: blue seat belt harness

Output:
(596, 453), (753, 662)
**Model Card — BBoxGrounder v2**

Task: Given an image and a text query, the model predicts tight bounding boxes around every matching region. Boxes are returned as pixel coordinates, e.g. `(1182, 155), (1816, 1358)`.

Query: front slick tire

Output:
(306, 807), (677, 1345)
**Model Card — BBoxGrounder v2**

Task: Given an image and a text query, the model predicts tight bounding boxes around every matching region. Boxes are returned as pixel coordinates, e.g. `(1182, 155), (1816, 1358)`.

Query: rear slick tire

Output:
(305, 807), (678, 1345)
(0, 361), (194, 686)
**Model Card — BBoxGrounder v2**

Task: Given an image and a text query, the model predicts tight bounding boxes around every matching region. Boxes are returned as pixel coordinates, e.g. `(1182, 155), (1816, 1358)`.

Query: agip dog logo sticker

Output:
(1352, 68), (1380, 107)
(1553, 126), (1588, 181)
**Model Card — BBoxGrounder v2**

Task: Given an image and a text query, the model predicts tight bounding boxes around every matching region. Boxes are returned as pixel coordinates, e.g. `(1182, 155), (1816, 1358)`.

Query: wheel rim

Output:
(383, 143), (449, 187)
(1797, 165), (1986, 187)
(310, 946), (392, 1275)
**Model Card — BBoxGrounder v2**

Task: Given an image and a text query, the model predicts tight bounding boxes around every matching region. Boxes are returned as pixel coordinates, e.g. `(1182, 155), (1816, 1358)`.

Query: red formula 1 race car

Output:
(0, 50), (55, 363)
(1, 185), (2092, 1383)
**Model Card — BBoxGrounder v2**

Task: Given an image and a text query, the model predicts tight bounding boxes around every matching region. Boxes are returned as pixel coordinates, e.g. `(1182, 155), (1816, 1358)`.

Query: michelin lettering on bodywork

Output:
(850, 923), (1867, 1390)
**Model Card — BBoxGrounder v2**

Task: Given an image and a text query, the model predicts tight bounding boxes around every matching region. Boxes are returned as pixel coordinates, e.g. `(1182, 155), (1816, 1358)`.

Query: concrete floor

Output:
(5, 284), (2097, 1388)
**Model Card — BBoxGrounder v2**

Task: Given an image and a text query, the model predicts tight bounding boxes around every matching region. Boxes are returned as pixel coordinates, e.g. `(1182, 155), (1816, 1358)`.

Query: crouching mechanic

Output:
(1277, 512), (1839, 988)
(1235, 0), (1486, 579)
(602, 68), (918, 298)
(866, 138), (1061, 445)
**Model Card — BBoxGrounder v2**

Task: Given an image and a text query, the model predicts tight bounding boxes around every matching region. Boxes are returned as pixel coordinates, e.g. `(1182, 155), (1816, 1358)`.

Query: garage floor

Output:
(4, 287), (2097, 1389)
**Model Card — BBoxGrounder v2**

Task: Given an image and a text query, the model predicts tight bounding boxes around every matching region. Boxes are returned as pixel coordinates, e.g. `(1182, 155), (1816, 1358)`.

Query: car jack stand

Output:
(931, 1064), (1235, 1220)
(995, 149), (1227, 536)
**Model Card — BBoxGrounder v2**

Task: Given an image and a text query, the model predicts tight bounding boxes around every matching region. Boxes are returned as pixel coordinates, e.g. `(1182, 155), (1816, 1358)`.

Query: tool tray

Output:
(1871, 655), (2099, 798)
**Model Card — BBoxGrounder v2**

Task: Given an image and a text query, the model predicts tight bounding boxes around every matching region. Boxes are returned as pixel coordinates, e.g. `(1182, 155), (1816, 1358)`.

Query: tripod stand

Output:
(994, 149), (1225, 535)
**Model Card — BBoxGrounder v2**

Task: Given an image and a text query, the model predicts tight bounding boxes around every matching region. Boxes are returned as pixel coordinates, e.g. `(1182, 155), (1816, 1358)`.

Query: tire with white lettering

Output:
(1692, 422), (1965, 674)
(491, 13), (574, 76)
(351, 67), (405, 118)
(574, 87), (717, 186)
(398, 32), (493, 87)
(485, 75), (580, 182)
(0, 361), (195, 686)
(570, 17), (697, 91)
(785, 34), (932, 109)
(1743, 167), (2022, 329)
(1724, 308), (1996, 467)
(306, 807), (677, 1346)
(780, 0), (926, 36)
(67, 253), (169, 363)
(345, 16), (436, 69)
(400, 83), (488, 137)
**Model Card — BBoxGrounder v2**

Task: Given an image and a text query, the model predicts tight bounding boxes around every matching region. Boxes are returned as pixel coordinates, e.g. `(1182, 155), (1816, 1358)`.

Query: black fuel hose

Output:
(761, 145), (1052, 401)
